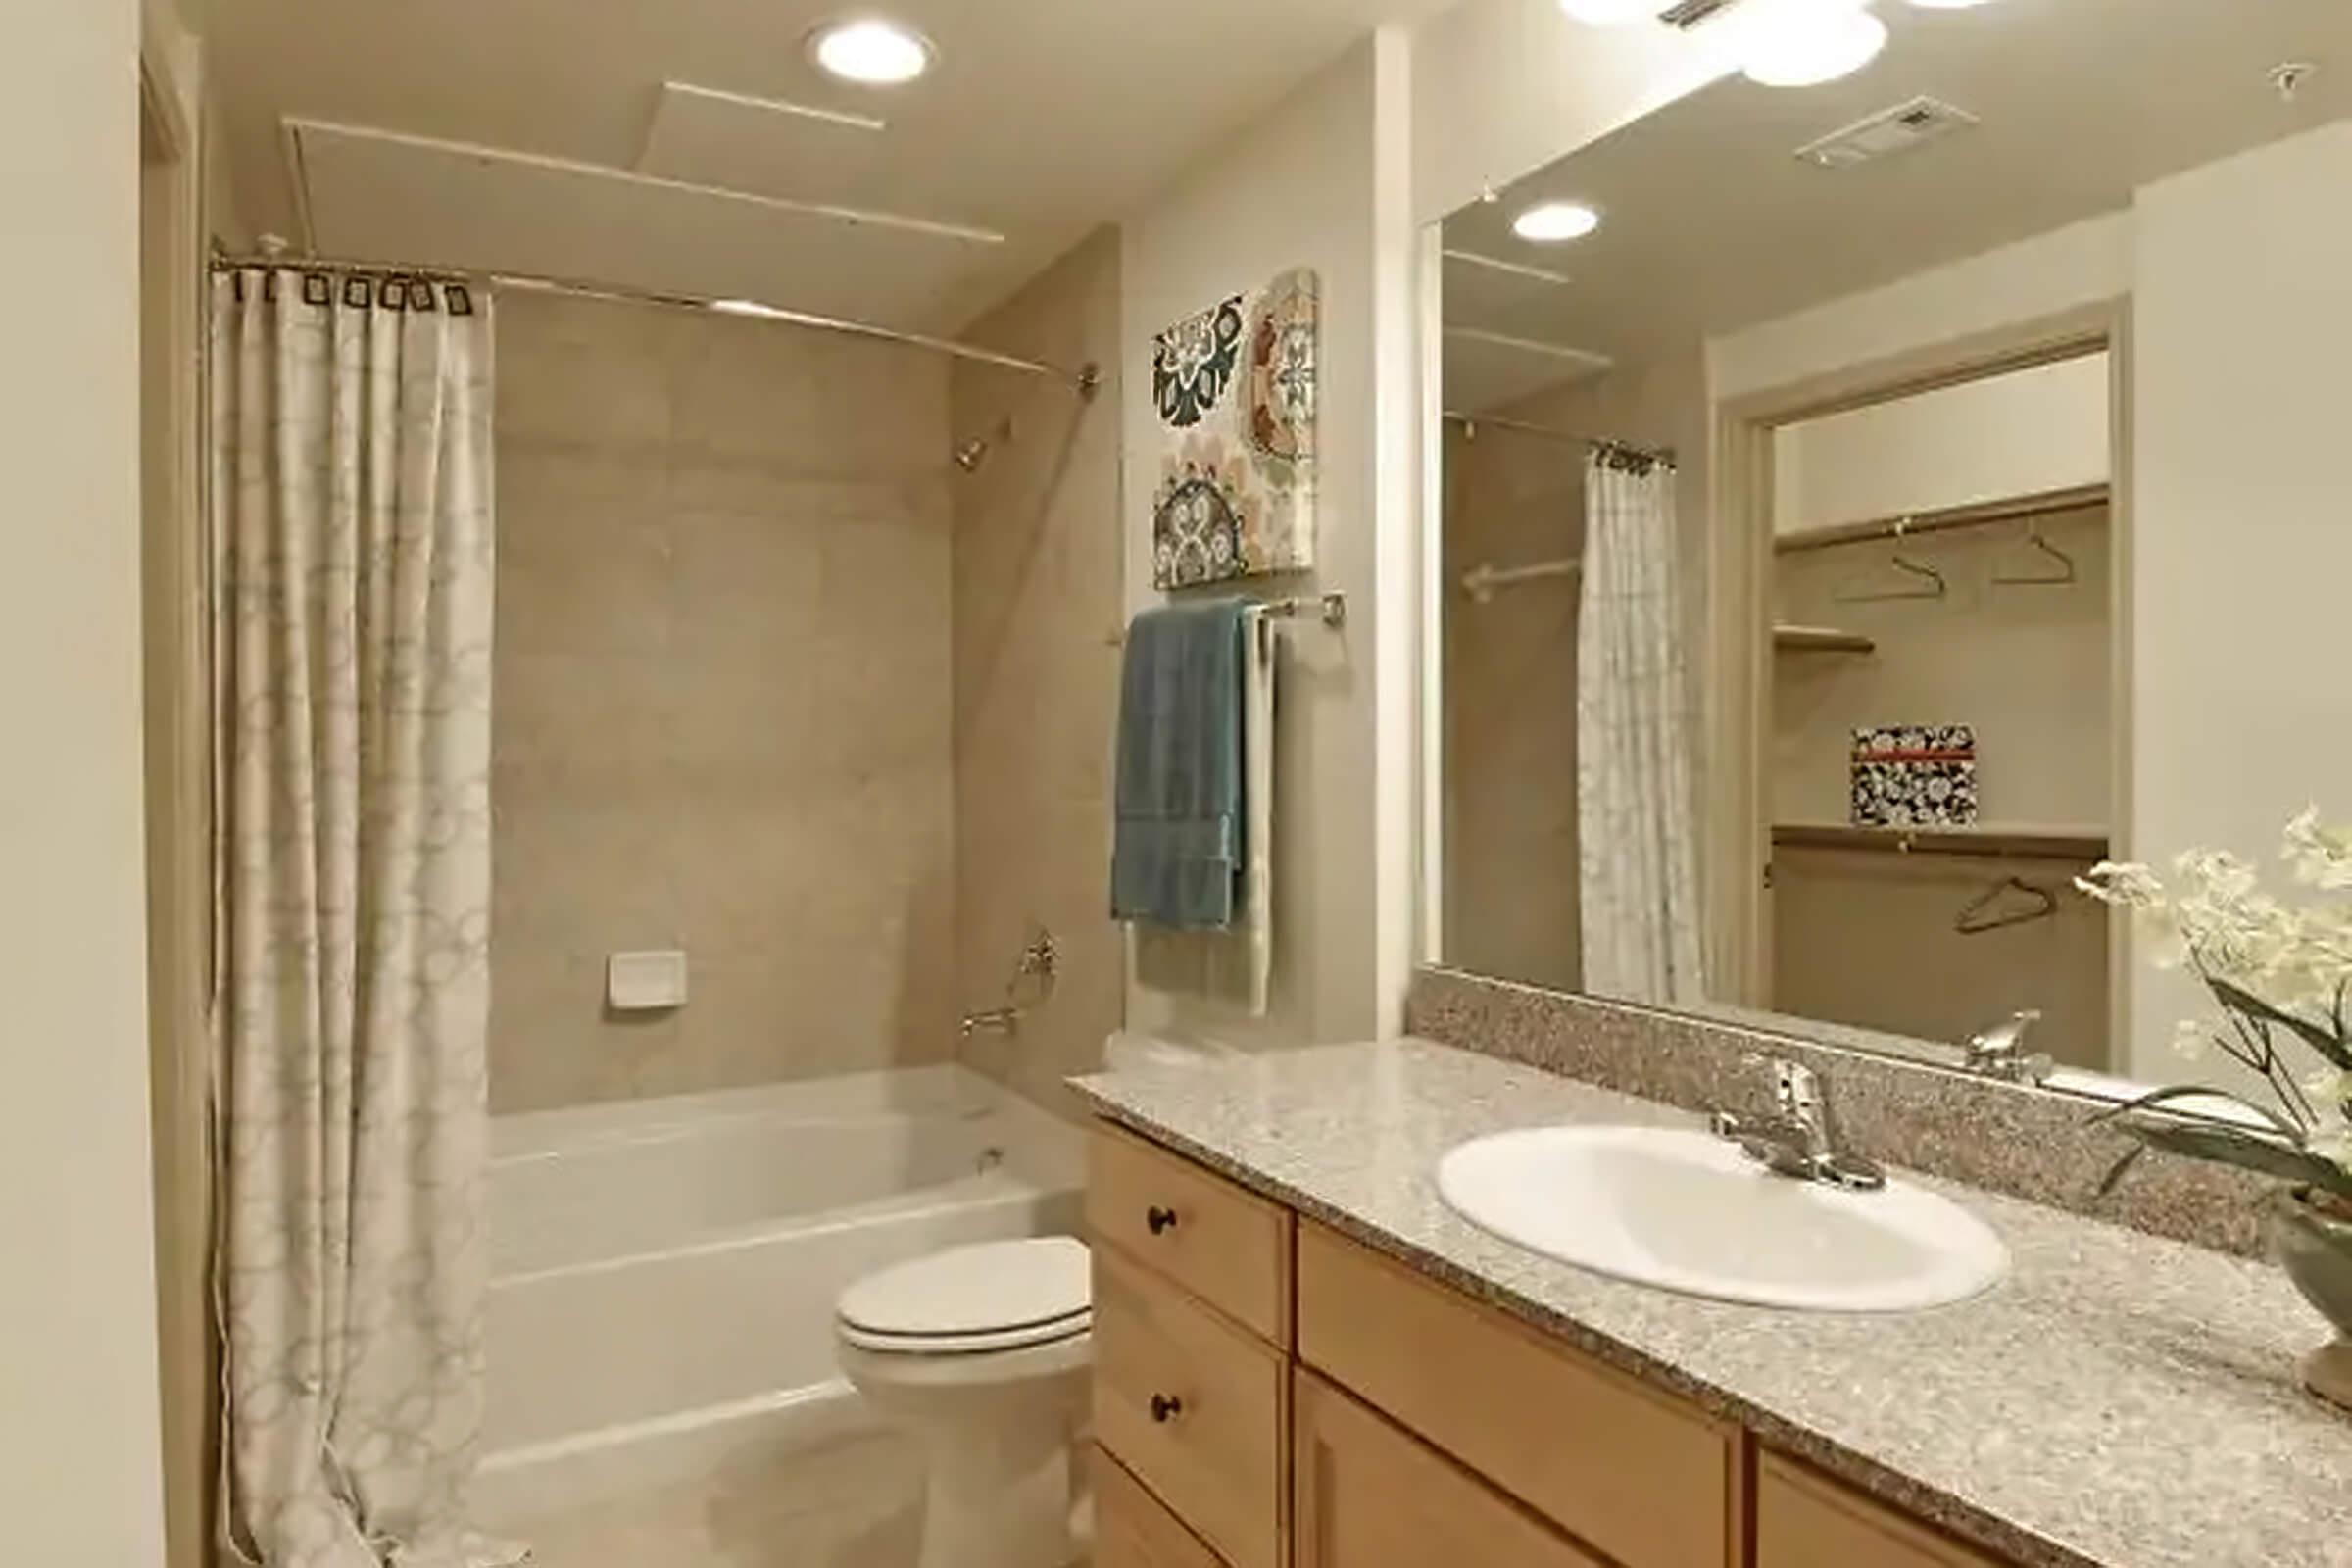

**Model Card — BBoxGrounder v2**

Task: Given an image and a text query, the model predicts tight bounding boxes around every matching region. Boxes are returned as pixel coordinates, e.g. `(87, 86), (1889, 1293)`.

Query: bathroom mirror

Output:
(1432, 0), (2352, 1103)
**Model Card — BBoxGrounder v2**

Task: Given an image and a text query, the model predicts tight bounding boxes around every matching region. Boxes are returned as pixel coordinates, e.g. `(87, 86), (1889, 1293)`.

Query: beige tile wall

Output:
(947, 228), (1126, 1117)
(490, 291), (958, 1113)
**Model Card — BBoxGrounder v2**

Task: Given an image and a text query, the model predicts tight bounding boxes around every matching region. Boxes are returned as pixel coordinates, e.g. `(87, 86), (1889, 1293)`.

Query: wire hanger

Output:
(1991, 520), (2078, 587)
(1955, 876), (2058, 935)
(1836, 517), (1948, 603)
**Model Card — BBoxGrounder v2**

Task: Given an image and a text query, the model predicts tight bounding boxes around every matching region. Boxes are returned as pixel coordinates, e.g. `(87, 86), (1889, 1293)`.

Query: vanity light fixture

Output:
(1513, 201), (1603, 243)
(1557, 0), (1678, 23)
(807, 16), (935, 86)
(1736, 0), (1888, 87)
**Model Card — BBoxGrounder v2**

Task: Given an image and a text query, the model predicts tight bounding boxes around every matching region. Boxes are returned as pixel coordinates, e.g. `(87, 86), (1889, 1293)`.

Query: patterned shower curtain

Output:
(210, 269), (517, 1568)
(1577, 449), (1706, 1004)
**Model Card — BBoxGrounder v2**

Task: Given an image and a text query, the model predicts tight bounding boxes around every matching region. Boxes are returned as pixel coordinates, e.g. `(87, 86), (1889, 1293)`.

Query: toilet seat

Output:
(838, 1236), (1091, 1355)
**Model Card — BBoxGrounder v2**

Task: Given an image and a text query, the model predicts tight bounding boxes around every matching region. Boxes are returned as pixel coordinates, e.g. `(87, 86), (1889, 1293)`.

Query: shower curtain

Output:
(210, 269), (516, 1568)
(1577, 449), (1705, 1004)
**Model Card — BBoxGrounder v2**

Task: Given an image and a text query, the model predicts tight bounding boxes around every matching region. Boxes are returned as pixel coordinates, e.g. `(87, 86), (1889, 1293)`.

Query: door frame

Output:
(1703, 301), (2132, 1035)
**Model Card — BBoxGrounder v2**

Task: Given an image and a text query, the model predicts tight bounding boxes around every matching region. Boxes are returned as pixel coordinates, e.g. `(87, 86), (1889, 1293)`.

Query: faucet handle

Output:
(1768, 1057), (1823, 1119)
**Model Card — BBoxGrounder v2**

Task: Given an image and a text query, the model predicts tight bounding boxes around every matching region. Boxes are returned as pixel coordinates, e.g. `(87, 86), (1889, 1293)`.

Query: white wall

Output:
(1122, 29), (1421, 1046)
(3, 0), (169, 1559)
(1411, 0), (1732, 223)
(2129, 121), (2352, 1081)
(1708, 212), (2133, 405)
(1772, 355), (2110, 536)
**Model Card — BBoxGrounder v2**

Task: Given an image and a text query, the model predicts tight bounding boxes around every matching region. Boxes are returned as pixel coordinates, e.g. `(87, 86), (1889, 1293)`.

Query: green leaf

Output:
(2113, 1119), (2352, 1204)
(2208, 977), (2352, 1071)
(2092, 1083), (2300, 1139)
(2094, 1141), (2149, 1199)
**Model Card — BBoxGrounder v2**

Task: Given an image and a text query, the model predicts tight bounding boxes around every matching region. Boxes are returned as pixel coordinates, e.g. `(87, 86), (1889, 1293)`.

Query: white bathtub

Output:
(474, 1064), (1083, 1528)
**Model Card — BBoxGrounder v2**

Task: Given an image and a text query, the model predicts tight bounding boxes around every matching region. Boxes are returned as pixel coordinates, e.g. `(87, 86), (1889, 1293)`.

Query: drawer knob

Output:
(1145, 1205), (1180, 1235)
(1149, 1393), (1185, 1424)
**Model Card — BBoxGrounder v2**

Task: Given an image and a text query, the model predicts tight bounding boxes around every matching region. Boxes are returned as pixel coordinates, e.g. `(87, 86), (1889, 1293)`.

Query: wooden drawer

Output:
(1296, 1221), (1738, 1568)
(1094, 1445), (1227, 1568)
(1088, 1122), (1294, 1344)
(1094, 1239), (1287, 1568)
(1757, 1450), (2009, 1568)
(1295, 1368), (1608, 1568)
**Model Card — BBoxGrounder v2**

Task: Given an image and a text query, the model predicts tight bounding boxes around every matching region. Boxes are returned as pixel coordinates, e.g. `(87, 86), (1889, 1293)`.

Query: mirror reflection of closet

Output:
(1768, 355), (2114, 1067)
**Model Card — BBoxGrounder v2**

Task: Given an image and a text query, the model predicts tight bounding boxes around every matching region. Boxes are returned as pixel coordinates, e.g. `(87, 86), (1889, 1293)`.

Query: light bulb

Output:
(808, 17), (934, 85)
(1512, 202), (1603, 243)
(1739, 3), (1888, 87)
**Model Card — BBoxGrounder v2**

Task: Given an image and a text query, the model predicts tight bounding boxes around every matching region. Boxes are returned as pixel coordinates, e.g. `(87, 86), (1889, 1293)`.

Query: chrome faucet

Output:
(1710, 1056), (1886, 1192)
(1963, 1009), (2053, 1085)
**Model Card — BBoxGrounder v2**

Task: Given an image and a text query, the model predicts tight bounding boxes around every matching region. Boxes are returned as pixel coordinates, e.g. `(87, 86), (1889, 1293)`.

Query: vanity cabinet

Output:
(1088, 1120), (2020, 1568)
(1754, 1451), (2005, 1568)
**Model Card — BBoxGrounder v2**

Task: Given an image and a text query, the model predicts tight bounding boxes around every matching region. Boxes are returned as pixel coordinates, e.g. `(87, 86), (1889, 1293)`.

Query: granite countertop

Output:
(1071, 1039), (2352, 1568)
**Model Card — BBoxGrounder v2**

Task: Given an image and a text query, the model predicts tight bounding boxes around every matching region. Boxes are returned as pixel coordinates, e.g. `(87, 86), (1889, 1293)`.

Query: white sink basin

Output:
(1436, 1125), (2007, 1313)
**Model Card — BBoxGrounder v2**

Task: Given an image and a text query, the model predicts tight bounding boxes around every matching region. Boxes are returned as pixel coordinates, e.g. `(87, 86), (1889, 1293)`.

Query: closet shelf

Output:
(1775, 482), (2111, 555)
(1772, 822), (2111, 862)
(1774, 624), (1877, 654)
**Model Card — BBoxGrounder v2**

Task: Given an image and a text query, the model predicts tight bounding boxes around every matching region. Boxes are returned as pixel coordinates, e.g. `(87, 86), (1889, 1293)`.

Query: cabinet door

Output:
(1294, 1369), (1608, 1568)
(1094, 1242), (1287, 1568)
(1095, 1446), (1227, 1568)
(1757, 1450), (2011, 1568)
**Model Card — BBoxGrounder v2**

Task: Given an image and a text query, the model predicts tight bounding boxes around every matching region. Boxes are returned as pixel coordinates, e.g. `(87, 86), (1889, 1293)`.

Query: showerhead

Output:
(952, 416), (1013, 474)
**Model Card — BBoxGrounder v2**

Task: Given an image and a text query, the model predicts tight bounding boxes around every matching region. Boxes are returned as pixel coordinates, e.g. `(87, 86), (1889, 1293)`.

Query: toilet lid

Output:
(838, 1237), (1091, 1352)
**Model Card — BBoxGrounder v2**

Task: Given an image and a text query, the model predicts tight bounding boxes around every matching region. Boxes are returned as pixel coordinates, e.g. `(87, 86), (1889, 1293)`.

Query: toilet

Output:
(835, 1033), (1233, 1567)
(836, 1236), (1094, 1568)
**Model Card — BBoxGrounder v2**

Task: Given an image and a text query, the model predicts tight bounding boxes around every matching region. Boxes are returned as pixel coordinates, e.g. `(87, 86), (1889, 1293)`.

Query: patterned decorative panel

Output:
(1150, 269), (1320, 588)
(1851, 724), (1979, 827)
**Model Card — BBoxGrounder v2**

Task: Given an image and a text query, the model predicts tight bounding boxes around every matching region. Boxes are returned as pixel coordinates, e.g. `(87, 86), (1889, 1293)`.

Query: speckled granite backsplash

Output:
(1406, 967), (2272, 1257)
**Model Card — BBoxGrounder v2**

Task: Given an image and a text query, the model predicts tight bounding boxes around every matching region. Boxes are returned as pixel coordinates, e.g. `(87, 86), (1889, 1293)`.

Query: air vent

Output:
(1660, 0), (1740, 28)
(1796, 97), (1980, 170)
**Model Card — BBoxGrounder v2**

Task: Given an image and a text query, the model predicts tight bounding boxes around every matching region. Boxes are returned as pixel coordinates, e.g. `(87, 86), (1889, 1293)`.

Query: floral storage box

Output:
(1851, 724), (1979, 828)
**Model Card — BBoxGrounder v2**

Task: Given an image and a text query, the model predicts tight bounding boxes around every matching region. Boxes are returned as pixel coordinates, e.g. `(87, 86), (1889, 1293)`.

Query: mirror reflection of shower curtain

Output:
(210, 270), (520, 1568)
(1577, 451), (1705, 1004)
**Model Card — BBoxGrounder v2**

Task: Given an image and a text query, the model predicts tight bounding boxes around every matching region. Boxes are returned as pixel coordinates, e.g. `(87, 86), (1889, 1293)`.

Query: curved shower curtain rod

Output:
(207, 243), (1103, 397)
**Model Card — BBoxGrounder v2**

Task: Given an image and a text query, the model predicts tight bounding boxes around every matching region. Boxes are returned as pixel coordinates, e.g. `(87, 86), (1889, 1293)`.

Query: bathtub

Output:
(473, 1064), (1083, 1528)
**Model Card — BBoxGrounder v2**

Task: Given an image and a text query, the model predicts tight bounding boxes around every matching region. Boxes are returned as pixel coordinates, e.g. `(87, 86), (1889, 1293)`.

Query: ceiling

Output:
(1443, 0), (2352, 409)
(201, 0), (1461, 332)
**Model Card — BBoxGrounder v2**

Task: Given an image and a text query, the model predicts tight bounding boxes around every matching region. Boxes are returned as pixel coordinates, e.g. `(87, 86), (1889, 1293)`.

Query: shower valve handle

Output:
(1146, 1205), (1179, 1235)
(1149, 1394), (1184, 1424)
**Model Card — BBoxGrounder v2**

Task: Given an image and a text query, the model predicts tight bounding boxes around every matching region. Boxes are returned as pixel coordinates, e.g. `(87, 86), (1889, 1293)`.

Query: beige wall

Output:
(1773, 503), (2113, 830)
(950, 229), (1127, 1113)
(1772, 355), (2110, 537)
(4, 0), (170, 1557)
(1441, 345), (1708, 992)
(1706, 212), (2133, 405)
(1772, 843), (2112, 1070)
(1120, 31), (1422, 1046)
(490, 292), (957, 1111)
(2129, 121), (2352, 1081)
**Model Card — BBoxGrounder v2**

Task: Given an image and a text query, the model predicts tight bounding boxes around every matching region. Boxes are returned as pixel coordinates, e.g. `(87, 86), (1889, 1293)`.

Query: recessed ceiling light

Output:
(1557, 0), (1677, 23)
(1740, 4), (1887, 88)
(808, 16), (935, 86)
(1513, 202), (1602, 243)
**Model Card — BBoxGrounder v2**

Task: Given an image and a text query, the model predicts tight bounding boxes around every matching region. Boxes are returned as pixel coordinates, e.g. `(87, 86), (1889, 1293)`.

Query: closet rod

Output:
(1773, 823), (2110, 863)
(207, 245), (1103, 395)
(1776, 483), (2109, 556)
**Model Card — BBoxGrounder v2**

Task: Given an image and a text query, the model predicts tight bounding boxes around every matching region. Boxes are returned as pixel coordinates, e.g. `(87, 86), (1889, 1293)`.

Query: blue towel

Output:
(1111, 600), (1248, 929)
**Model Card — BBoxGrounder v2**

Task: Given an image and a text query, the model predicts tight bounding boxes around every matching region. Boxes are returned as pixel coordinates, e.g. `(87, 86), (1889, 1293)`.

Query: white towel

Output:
(1134, 609), (1276, 1015)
